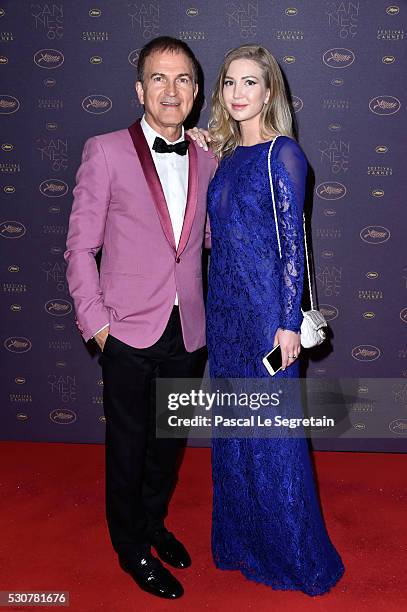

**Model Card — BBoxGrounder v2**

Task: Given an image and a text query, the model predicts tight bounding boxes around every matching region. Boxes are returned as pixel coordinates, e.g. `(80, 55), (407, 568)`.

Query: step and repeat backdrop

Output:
(1, 1), (406, 449)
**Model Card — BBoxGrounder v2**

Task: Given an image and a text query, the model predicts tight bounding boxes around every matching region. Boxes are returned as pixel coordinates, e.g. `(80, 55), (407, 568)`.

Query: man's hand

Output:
(186, 127), (212, 151)
(273, 328), (301, 371)
(94, 326), (109, 351)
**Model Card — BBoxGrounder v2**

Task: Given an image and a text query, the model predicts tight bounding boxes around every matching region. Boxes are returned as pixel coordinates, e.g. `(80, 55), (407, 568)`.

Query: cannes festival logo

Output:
(328, 123), (342, 132)
(323, 48), (355, 68)
(371, 189), (384, 198)
(0, 221), (26, 239)
(82, 95), (112, 114)
(4, 336), (32, 353)
(389, 419), (407, 435)
(319, 304), (339, 321)
(45, 299), (73, 317)
(0, 95), (20, 114)
(34, 49), (65, 69)
(50, 246), (63, 255)
(316, 182), (346, 200)
(369, 96), (400, 115)
(360, 226), (390, 244)
(50, 409), (77, 424)
(128, 49), (140, 67)
(39, 179), (68, 197)
(291, 96), (303, 112)
(351, 345), (381, 361)
(17, 413), (29, 421)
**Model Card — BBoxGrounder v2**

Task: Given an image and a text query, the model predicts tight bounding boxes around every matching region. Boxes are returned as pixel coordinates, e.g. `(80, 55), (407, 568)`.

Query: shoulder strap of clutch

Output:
(267, 137), (315, 311)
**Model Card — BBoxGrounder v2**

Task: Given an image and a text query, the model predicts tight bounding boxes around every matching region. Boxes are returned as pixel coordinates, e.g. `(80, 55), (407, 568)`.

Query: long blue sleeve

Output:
(272, 138), (308, 333)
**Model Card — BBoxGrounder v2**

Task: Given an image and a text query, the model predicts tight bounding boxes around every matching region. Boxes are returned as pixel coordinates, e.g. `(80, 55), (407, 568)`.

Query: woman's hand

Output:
(186, 127), (212, 151)
(273, 328), (301, 370)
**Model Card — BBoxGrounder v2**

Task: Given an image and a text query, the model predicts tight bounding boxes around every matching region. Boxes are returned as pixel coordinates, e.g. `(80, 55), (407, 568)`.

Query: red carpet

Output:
(0, 442), (406, 611)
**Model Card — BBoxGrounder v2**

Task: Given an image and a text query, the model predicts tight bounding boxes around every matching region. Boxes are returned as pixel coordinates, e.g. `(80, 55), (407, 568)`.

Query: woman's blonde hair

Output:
(209, 44), (294, 159)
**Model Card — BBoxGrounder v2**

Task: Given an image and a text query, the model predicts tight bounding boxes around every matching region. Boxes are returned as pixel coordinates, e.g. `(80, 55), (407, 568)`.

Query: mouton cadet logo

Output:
(39, 179), (69, 197)
(82, 95), (112, 114)
(369, 96), (401, 115)
(0, 95), (20, 114)
(34, 49), (64, 69)
(316, 182), (346, 200)
(323, 48), (355, 68)
(0, 221), (26, 238)
(360, 226), (390, 244)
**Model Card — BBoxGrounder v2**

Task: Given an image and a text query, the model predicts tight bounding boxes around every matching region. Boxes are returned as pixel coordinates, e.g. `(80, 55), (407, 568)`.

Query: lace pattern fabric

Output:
(206, 137), (345, 596)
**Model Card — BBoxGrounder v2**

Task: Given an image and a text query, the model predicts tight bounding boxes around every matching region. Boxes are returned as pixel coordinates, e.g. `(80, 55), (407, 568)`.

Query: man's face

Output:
(136, 49), (198, 136)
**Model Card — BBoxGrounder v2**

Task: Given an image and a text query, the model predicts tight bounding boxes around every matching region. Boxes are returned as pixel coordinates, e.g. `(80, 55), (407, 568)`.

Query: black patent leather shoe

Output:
(150, 528), (191, 569)
(119, 552), (184, 599)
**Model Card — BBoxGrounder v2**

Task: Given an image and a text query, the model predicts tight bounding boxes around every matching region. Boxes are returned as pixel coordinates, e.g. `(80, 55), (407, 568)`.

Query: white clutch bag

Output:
(267, 139), (328, 349)
(300, 310), (327, 348)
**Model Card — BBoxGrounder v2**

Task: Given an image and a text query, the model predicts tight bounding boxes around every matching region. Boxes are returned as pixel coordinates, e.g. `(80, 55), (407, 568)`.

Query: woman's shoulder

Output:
(273, 134), (303, 152)
(272, 135), (307, 166)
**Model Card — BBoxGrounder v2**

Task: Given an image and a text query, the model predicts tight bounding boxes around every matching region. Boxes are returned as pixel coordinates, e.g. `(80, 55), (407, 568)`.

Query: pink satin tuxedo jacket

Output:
(64, 119), (216, 351)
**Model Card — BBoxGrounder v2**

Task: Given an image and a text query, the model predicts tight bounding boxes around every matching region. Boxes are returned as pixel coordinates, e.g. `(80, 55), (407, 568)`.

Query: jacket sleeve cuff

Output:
(75, 307), (110, 343)
(92, 323), (110, 339)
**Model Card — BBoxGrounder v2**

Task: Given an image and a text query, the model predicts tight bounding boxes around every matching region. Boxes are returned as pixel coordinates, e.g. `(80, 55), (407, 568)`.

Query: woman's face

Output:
(222, 58), (270, 125)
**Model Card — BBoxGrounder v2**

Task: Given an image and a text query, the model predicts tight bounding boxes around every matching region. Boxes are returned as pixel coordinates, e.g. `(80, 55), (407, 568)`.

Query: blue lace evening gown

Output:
(206, 136), (345, 596)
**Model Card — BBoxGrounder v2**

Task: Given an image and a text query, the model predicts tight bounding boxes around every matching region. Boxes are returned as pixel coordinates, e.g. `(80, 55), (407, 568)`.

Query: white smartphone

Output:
(262, 344), (283, 376)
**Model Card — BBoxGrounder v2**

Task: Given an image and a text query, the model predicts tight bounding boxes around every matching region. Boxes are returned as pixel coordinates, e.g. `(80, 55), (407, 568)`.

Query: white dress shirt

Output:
(93, 115), (189, 337)
(141, 115), (189, 254)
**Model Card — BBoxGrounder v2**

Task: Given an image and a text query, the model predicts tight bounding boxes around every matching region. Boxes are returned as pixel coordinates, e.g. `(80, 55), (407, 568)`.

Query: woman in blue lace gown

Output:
(205, 45), (345, 596)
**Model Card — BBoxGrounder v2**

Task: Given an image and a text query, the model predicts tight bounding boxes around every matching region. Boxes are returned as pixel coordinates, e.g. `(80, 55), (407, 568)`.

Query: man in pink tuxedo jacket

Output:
(64, 37), (216, 600)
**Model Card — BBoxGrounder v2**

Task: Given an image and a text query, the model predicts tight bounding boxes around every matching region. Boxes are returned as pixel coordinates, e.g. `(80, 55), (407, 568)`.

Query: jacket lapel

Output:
(177, 133), (198, 257)
(128, 120), (176, 251)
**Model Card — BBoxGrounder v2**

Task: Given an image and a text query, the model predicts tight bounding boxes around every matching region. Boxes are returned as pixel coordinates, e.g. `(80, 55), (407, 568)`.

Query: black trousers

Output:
(101, 306), (204, 559)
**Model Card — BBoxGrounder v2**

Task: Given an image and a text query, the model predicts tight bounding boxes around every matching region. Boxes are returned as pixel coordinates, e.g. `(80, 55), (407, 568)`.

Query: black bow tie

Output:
(152, 136), (189, 156)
